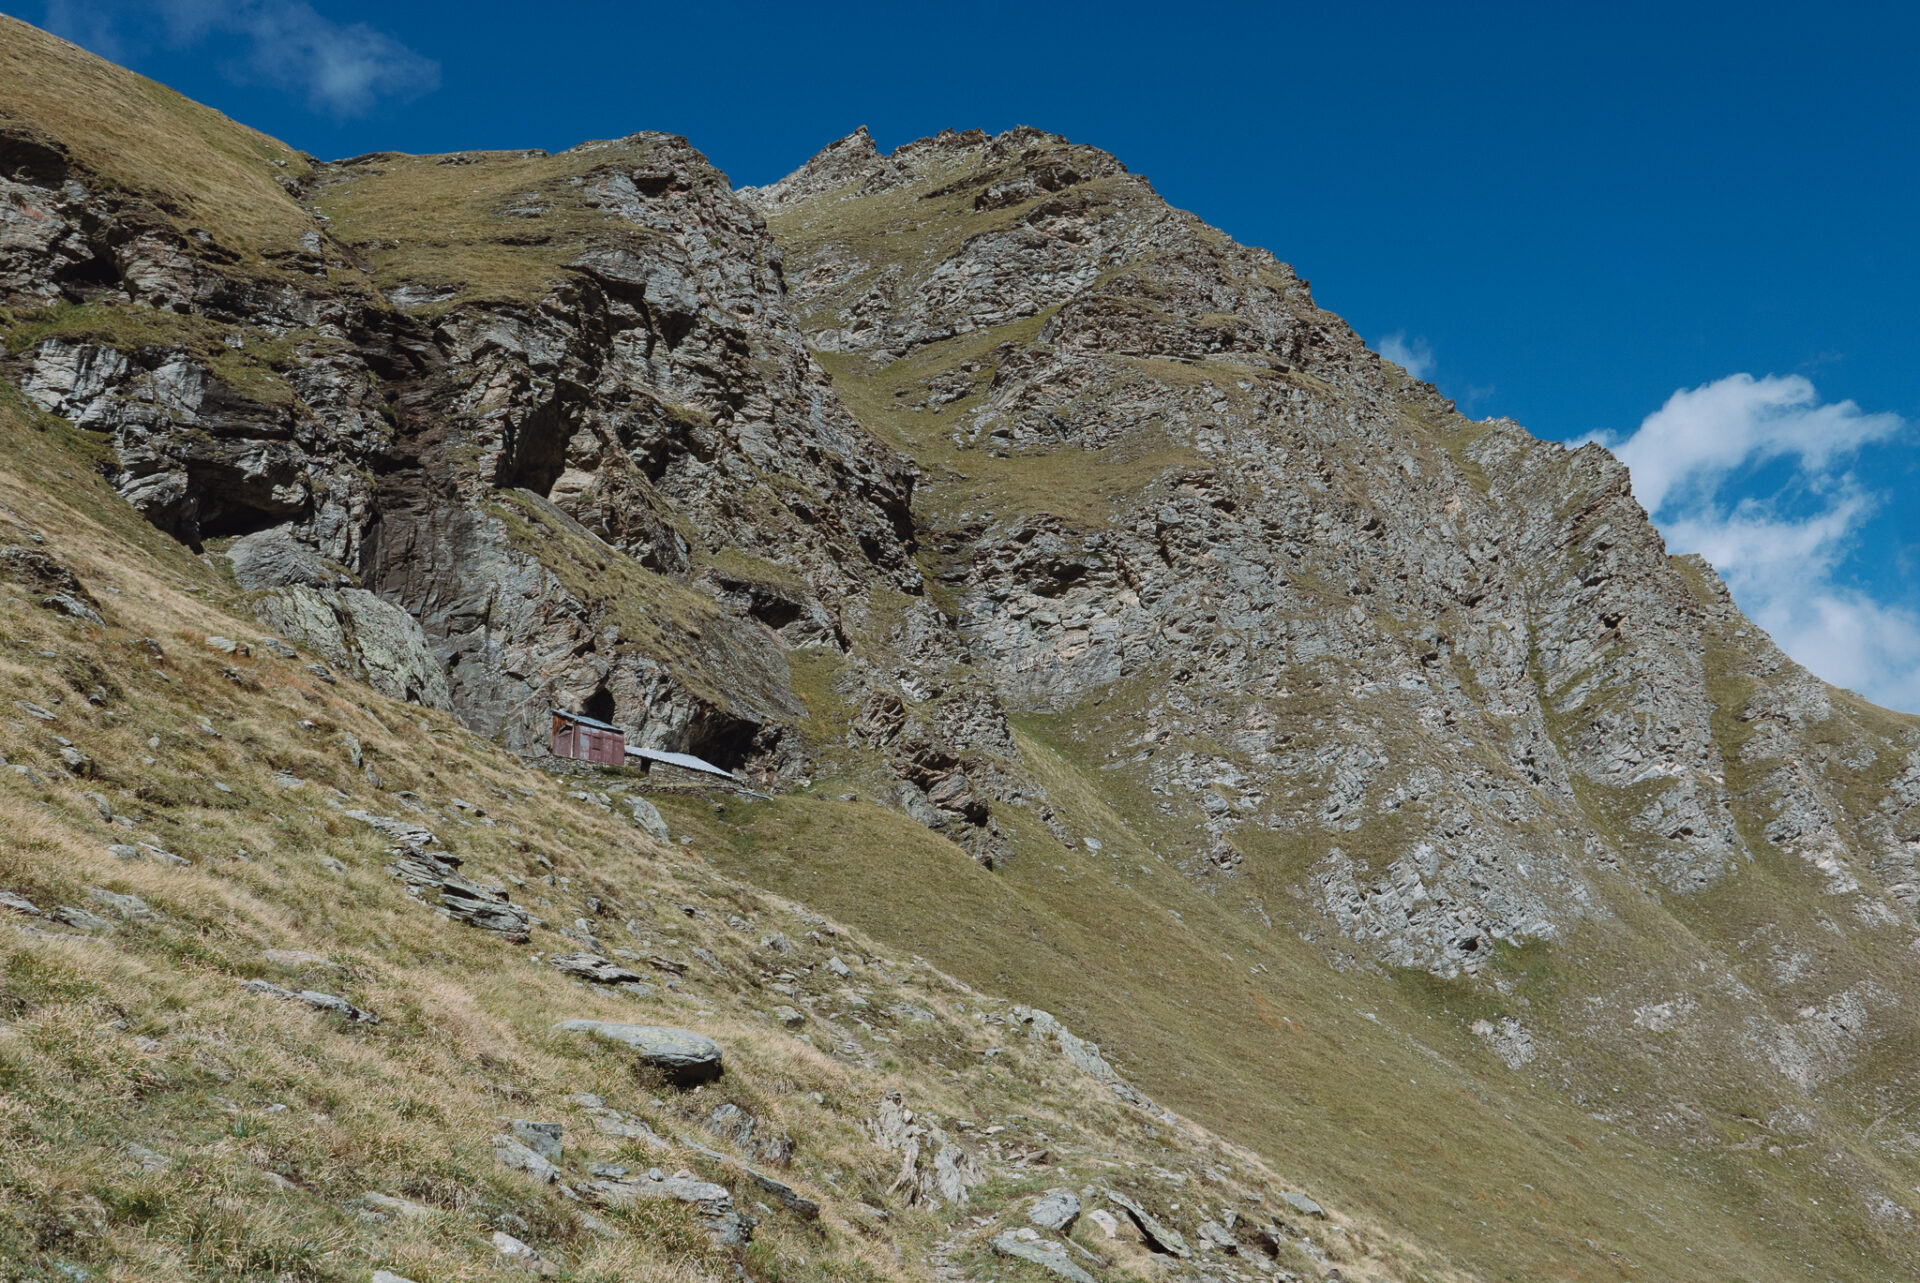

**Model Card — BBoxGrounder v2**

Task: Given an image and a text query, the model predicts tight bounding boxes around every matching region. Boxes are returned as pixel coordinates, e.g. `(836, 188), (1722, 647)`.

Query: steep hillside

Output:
(1, 389), (1441, 1283)
(4, 15), (1920, 1282)
(731, 127), (1920, 1281)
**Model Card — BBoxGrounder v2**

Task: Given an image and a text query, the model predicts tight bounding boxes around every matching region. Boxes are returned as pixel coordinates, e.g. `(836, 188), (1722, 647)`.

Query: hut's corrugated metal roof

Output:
(625, 746), (736, 779)
(551, 708), (622, 732)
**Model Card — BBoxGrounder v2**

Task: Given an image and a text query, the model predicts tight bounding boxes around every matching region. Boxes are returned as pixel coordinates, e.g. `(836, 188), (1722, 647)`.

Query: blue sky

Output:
(21, 0), (1920, 709)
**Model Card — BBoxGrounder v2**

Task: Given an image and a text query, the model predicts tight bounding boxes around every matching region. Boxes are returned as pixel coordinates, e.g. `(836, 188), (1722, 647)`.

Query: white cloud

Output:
(1765, 590), (1920, 714)
(1595, 373), (1920, 711)
(1376, 331), (1436, 381)
(44, 1), (439, 117)
(1605, 373), (1900, 513)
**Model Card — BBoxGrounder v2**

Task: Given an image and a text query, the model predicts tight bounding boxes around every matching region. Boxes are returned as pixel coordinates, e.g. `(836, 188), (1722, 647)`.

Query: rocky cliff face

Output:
(7, 17), (1920, 1279)
(3, 111), (923, 767)
(742, 124), (1920, 1273)
(745, 122), (1917, 965)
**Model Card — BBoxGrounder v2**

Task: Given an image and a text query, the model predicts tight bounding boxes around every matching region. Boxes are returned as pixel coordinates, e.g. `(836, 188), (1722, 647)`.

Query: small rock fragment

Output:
(1280, 1190), (1325, 1219)
(736, 1164), (819, 1220)
(1, 890), (44, 916)
(493, 1133), (559, 1184)
(125, 1143), (167, 1172)
(510, 1119), (564, 1161)
(491, 1230), (558, 1275)
(136, 843), (189, 867)
(239, 978), (377, 1023)
(1108, 1189), (1191, 1258)
(548, 951), (646, 984)
(50, 904), (114, 932)
(359, 1192), (435, 1219)
(88, 887), (157, 921)
(263, 948), (339, 969)
(1198, 1219), (1238, 1253)
(42, 593), (103, 624)
(586, 1108), (673, 1148)
(581, 1169), (754, 1246)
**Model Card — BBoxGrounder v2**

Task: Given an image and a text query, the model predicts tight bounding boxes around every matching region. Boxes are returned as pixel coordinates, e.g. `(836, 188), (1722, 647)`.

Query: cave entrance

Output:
(580, 685), (616, 725)
(196, 500), (295, 544)
(496, 398), (572, 497)
(684, 716), (761, 773)
(748, 592), (802, 631)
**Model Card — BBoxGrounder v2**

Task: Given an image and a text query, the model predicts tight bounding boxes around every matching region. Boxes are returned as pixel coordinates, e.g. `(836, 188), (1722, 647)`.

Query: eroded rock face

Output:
(745, 126), (1920, 1171)
(0, 130), (931, 767)
(741, 125), (1859, 978)
(342, 140), (921, 755)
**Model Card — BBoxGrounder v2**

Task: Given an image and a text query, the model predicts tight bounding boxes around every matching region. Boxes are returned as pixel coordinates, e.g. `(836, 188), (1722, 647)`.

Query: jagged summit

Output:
(5, 14), (1920, 1281)
(739, 123), (1129, 216)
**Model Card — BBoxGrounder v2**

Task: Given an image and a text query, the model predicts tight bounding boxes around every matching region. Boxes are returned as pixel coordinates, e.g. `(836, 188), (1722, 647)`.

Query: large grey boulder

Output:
(1028, 1187), (1082, 1232)
(991, 1229), (1098, 1283)
(556, 1020), (724, 1085)
(583, 1168), (754, 1246)
(225, 525), (337, 590)
(250, 583), (452, 710)
(624, 795), (671, 843)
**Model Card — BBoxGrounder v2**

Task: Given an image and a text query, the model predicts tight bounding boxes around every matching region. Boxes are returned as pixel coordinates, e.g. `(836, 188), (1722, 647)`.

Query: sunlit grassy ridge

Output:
(310, 140), (685, 314)
(0, 16), (319, 282)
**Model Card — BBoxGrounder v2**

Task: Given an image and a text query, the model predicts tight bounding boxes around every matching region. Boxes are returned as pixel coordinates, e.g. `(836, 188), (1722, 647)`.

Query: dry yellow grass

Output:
(309, 138), (685, 312)
(0, 396), (1431, 1281)
(0, 16), (318, 277)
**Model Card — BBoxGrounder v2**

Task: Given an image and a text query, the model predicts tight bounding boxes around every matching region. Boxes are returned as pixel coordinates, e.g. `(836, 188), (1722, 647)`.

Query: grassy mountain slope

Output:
(0, 19), (321, 283)
(2, 17), (1920, 1283)
(0, 393), (1447, 1281)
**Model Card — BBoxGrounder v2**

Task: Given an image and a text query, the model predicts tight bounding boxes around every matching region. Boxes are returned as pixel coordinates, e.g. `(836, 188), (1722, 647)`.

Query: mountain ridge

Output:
(3, 15), (1920, 1282)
